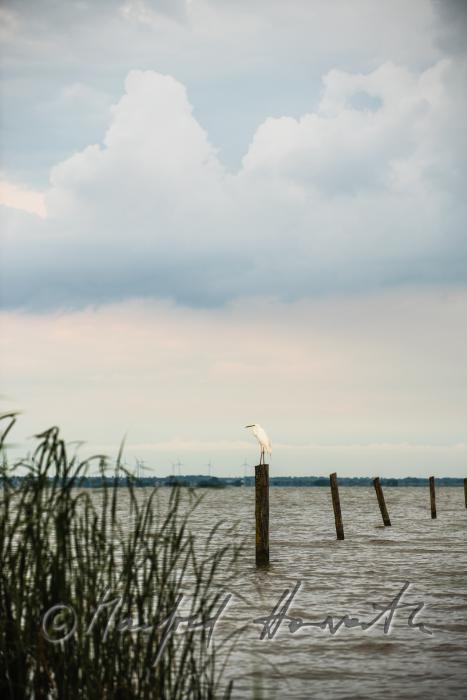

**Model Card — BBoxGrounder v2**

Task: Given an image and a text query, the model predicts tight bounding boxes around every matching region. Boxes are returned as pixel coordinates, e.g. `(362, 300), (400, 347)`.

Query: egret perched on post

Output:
(245, 424), (272, 465)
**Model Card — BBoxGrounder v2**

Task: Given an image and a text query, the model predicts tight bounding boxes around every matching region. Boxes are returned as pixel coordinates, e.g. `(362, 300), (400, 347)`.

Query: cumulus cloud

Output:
(0, 0), (440, 180)
(1, 60), (466, 309)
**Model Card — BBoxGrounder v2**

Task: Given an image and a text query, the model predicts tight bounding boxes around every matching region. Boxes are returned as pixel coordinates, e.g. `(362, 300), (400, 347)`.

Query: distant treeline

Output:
(262, 476), (465, 487)
(4, 474), (464, 488)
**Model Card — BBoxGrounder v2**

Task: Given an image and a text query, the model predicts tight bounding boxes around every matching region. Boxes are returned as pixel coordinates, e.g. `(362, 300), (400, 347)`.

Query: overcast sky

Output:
(1, 0), (466, 476)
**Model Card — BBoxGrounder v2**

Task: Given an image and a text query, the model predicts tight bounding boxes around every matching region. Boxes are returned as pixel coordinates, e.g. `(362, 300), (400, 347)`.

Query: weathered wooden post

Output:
(255, 464), (269, 566)
(373, 477), (391, 526)
(330, 472), (344, 540)
(429, 476), (436, 519)
(464, 478), (467, 509)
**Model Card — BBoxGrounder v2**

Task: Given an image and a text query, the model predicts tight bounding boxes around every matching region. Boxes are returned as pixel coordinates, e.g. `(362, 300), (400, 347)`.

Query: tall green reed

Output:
(0, 414), (242, 699)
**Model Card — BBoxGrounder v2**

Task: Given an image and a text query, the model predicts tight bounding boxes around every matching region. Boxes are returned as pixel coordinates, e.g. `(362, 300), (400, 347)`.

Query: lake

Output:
(103, 484), (467, 699)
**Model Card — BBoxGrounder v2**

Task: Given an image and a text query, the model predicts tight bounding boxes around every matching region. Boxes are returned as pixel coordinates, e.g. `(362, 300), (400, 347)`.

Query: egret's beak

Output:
(244, 425), (254, 428)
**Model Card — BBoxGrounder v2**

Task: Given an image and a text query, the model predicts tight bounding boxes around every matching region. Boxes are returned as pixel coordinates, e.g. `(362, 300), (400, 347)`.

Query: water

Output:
(107, 486), (467, 698)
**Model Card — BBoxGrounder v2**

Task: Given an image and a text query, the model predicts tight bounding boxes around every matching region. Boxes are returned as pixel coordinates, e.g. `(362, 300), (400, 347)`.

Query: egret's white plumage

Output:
(244, 423), (272, 465)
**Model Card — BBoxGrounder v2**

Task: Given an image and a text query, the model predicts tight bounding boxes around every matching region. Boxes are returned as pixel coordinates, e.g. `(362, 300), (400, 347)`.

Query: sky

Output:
(1, 0), (466, 477)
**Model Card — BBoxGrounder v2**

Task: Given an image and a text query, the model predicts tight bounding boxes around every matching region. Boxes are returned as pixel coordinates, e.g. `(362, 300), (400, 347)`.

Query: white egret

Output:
(244, 424), (272, 465)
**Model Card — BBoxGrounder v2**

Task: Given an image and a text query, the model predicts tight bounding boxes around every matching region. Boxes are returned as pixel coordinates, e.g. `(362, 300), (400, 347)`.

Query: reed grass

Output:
(0, 413), (243, 699)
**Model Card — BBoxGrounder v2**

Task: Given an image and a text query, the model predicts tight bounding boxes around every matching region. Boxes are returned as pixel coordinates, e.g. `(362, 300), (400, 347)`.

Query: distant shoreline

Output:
(5, 475), (465, 488)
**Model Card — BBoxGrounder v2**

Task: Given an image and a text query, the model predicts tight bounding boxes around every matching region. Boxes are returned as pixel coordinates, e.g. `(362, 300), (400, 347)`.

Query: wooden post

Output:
(255, 464), (269, 566)
(329, 472), (344, 540)
(464, 478), (467, 509)
(373, 477), (391, 526)
(429, 476), (436, 519)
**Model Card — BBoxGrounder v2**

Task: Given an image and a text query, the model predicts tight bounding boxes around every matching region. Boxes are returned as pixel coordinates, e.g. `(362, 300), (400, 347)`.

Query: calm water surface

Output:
(108, 486), (467, 699)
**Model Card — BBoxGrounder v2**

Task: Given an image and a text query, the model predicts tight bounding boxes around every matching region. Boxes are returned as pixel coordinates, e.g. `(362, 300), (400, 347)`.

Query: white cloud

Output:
(242, 59), (465, 195)
(1, 60), (466, 309)
(1, 0), (443, 182)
